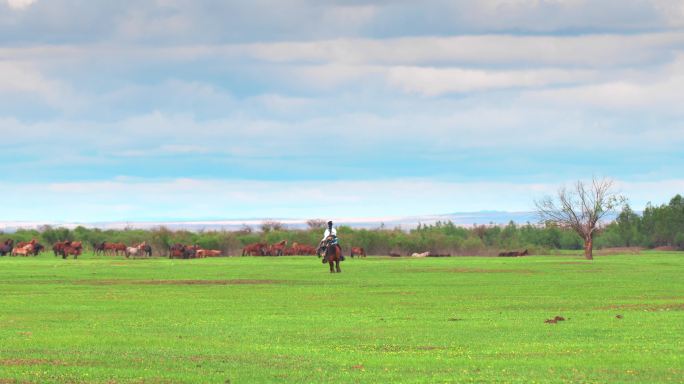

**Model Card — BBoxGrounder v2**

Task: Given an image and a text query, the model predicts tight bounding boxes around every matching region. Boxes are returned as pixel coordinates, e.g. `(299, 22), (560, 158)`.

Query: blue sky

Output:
(1, 0), (684, 222)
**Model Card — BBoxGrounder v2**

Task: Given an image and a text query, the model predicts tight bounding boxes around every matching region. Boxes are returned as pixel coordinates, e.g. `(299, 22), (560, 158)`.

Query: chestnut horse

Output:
(350, 247), (366, 258)
(60, 241), (82, 259)
(242, 242), (267, 256)
(323, 237), (342, 273)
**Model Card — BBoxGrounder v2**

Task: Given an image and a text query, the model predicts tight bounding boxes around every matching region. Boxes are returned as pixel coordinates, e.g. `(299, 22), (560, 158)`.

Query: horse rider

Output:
(319, 220), (344, 263)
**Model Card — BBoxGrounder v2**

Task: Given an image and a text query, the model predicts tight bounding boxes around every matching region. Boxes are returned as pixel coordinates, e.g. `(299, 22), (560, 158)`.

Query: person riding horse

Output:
(319, 221), (344, 263)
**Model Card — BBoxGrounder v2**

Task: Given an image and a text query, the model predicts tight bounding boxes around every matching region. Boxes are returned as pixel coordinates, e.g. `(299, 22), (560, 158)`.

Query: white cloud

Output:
(5, 0), (36, 10)
(521, 54), (684, 110)
(0, 32), (649, 68)
(0, 62), (59, 99)
(321, 4), (377, 29)
(386, 66), (596, 95)
(240, 32), (684, 67)
(0, 61), (83, 113)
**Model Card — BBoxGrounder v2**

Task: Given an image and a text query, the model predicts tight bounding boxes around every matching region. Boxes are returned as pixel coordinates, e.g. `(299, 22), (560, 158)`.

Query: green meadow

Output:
(1, 253), (682, 383)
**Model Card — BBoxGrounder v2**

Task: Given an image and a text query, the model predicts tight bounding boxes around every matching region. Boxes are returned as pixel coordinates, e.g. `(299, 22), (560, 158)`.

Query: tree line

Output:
(2, 194), (682, 256)
(598, 194), (684, 249)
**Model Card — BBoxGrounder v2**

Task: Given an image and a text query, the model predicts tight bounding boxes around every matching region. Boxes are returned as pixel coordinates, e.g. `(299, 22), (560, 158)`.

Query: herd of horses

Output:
(1, 239), (82, 259)
(2, 237), (529, 268)
(168, 244), (222, 259)
(241, 240), (318, 256)
(93, 241), (152, 258)
(239, 241), (368, 259)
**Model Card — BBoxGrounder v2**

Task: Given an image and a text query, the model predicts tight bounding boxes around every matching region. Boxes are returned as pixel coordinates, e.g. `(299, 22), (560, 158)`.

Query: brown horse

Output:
(350, 247), (366, 258)
(169, 243), (186, 259)
(323, 238), (342, 273)
(498, 249), (529, 257)
(242, 242), (267, 256)
(60, 241), (82, 259)
(270, 240), (287, 256)
(99, 242), (125, 256)
(202, 249), (222, 257)
(0, 239), (13, 256)
(293, 243), (317, 255)
(12, 244), (34, 256)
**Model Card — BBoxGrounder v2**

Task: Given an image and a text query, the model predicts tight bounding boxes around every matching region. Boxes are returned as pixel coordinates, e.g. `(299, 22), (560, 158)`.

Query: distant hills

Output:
(0, 211), (540, 232)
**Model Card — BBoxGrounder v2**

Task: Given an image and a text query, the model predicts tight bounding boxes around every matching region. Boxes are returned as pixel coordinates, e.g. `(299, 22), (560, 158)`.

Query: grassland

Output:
(1, 252), (682, 383)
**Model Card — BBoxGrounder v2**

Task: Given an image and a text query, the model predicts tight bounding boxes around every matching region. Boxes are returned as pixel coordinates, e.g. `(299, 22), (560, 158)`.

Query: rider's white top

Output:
(322, 227), (337, 241)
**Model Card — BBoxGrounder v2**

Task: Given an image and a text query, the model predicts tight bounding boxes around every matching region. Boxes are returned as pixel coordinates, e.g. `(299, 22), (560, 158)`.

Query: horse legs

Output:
(336, 259), (341, 273)
(329, 261), (335, 273)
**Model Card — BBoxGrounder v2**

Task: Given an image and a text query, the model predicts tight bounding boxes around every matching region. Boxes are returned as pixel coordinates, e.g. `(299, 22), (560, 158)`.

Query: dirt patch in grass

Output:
(598, 303), (684, 311)
(374, 291), (416, 296)
(414, 346), (446, 351)
(445, 268), (536, 274)
(544, 316), (566, 324)
(405, 267), (535, 274)
(595, 247), (643, 255)
(0, 358), (69, 366)
(73, 279), (286, 286)
(367, 345), (447, 352)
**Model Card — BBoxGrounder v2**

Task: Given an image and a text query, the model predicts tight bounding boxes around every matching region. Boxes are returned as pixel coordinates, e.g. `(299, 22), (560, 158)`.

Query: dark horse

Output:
(322, 237), (342, 273)
(0, 239), (14, 256)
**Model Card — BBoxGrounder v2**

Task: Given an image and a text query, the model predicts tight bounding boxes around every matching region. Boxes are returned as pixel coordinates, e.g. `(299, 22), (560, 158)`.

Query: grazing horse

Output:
(196, 249), (221, 258)
(61, 241), (82, 259)
(52, 241), (68, 257)
(125, 242), (150, 258)
(102, 242), (126, 256)
(292, 242), (317, 256)
(142, 243), (152, 257)
(12, 244), (34, 256)
(125, 245), (140, 258)
(498, 249), (529, 257)
(31, 243), (45, 256)
(15, 239), (37, 248)
(242, 242), (267, 256)
(93, 242), (106, 255)
(183, 245), (199, 259)
(169, 243), (186, 259)
(52, 241), (81, 259)
(411, 251), (430, 258)
(112, 242), (127, 256)
(350, 247), (366, 258)
(0, 239), (13, 256)
(270, 240), (287, 256)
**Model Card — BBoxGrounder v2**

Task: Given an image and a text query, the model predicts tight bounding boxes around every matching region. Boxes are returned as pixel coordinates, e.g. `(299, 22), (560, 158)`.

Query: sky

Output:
(1, 0), (684, 222)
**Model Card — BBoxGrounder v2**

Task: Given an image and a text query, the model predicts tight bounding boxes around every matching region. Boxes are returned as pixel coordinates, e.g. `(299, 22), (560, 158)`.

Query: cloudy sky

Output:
(1, 0), (684, 222)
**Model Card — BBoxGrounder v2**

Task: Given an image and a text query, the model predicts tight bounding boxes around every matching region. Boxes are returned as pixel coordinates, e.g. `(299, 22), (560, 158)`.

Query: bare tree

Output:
(260, 220), (285, 233)
(306, 219), (326, 230)
(237, 224), (252, 234)
(535, 177), (625, 260)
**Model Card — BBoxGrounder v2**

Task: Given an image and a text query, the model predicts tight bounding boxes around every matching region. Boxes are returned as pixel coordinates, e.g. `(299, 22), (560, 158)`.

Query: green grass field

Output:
(1, 253), (682, 383)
